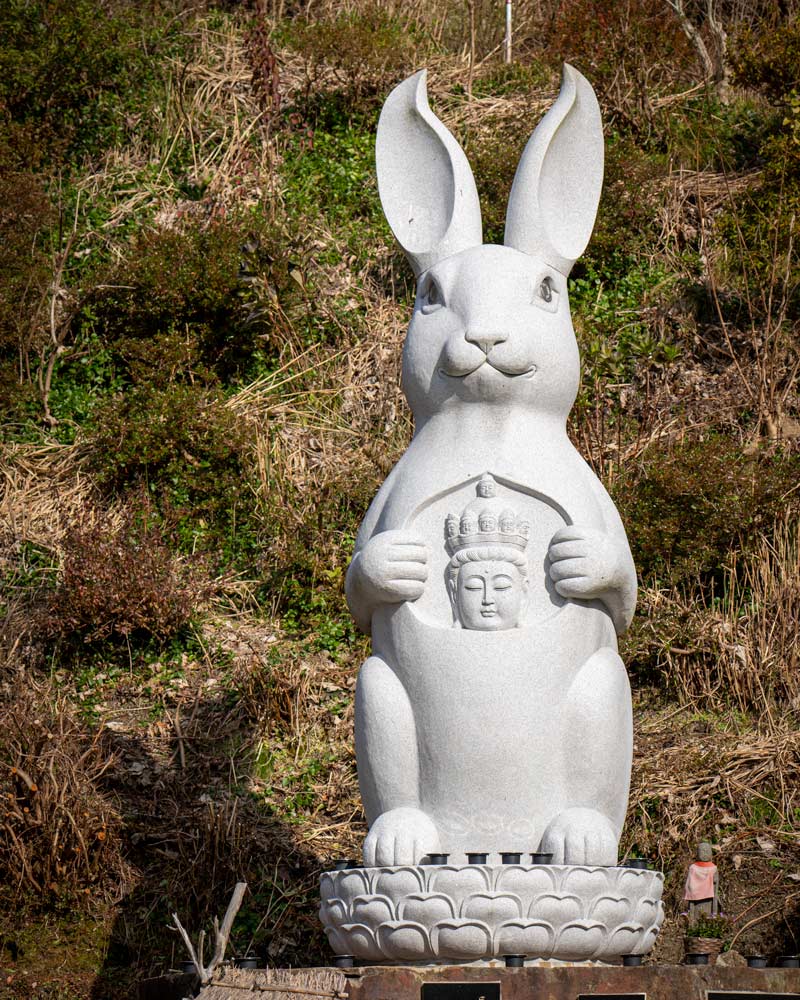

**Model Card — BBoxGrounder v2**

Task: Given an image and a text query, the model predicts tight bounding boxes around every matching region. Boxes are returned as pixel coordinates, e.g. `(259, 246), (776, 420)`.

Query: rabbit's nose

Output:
(465, 328), (508, 353)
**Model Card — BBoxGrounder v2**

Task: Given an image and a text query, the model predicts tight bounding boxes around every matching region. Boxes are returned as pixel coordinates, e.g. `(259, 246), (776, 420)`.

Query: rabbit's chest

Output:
(379, 465), (599, 629)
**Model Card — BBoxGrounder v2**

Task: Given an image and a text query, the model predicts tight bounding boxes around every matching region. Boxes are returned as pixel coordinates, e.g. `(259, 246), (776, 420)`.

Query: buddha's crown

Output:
(445, 474), (530, 555)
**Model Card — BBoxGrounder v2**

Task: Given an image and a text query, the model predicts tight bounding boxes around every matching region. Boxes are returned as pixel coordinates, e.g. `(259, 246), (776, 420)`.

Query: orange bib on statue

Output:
(684, 860), (717, 900)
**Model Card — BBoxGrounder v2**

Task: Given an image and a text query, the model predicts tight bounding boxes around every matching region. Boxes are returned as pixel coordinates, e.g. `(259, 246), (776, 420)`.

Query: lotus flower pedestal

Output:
(320, 862), (664, 965)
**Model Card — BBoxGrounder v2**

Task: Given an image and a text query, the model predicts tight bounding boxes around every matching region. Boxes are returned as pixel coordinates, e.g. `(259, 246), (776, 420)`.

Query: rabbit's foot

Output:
(363, 807), (441, 867)
(539, 807), (618, 866)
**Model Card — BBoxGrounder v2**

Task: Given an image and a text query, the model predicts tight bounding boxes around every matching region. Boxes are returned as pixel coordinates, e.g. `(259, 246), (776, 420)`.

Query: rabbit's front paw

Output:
(357, 530), (429, 605)
(363, 807), (441, 866)
(547, 525), (626, 601)
(539, 807), (618, 865)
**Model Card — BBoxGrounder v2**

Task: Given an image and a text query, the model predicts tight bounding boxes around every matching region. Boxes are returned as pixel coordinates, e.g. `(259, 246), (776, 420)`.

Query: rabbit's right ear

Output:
(376, 71), (482, 277)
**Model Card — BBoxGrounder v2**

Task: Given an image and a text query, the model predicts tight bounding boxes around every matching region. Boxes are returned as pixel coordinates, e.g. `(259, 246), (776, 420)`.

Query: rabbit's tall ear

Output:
(376, 70), (482, 277)
(504, 64), (603, 274)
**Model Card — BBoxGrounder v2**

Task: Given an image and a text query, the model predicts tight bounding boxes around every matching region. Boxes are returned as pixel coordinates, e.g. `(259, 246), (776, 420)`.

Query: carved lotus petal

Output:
(320, 874), (337, 902)
(434, 920), (493, 960)
(336, 869), (370, 899)
(460, 892), (522, 923)
(589, 894), (632, 926)
(641, 924), (661, 950)
(634, 897), (659, 926)
(607, 924), (645, 957)
(351, 894), (394, 924)
(319, 897), (348, 926)
(617, 869), (649, 895)
(494, 920), (555, 958)
(554, 920), (607, 960)
(528, 892), (583, 924)
(561, 866), (610, 900)
(398, 892), (456, 925)
(494, 866), (557, 897)
(324, 925), (351, 956)
(376, 921), (431, 961)
(341, 923), (385, 961)
(372, 867), (425, 905)
(426, 865), (491, 899)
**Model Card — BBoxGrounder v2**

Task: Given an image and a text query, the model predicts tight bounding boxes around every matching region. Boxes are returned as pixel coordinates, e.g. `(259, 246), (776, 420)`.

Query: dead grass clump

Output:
(630, 517), (800, 713)
(46, 501), (203, 647)
(0, 676), (129, 910)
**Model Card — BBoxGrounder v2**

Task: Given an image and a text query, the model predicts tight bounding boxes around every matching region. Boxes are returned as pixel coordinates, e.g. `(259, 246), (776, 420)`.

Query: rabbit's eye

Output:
(421, 278), (444, 313)
(534, 274), (559, 313)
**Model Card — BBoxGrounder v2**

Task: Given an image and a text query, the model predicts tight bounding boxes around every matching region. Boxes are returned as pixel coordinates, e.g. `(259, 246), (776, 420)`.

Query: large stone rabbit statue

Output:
(319, 67), (664, 967)
(346, 65), (637, 870)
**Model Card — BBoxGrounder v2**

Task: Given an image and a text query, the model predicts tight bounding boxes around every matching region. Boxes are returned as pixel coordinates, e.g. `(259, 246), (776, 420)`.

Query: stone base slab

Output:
(320, 864), (665, 964)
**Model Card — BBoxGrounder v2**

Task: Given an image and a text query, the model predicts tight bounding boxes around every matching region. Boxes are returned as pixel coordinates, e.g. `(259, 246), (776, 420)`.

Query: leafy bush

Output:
(0, 0), (175, 164)
(615, 436), (800, 586)
(571, 259), (680, 382)
(87, 383), (257, 560)
(89, 215), (307, 384)
(46, 500), (202, 646)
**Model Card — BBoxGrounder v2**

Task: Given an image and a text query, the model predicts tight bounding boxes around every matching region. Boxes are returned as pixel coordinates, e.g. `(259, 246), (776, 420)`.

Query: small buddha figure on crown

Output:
(445, 475), (530, 631)
(683, 841), (720, 924)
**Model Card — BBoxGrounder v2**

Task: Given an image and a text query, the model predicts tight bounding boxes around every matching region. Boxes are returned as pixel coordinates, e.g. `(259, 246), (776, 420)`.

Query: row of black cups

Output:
(683, 954), (799, 967)
(332, 855), (654, 869)
(332, 955), (647, 969)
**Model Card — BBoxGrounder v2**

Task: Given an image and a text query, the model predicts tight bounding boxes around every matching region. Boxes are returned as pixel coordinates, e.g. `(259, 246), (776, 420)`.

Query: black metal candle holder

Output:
(334, 956), (355, 968)
(504, 955), (525, 967)
(180, 960), (197, 975)
(778, 955), (800, 968)
(530, 852), (553, 865)
(622, 954), (642, 966)
(466, 852), (488, 864)
(235, 956), (258, 969)
(426, 853), (450, 865)
(685, 953), (709, 965)
(624, 857), (651, 869)
(500, 852), (522, 864)
(746, 955), (767, 968)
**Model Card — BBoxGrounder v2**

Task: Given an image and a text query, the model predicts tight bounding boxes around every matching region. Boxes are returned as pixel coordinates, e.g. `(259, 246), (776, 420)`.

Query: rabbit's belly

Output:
(373, 601), (617, 852)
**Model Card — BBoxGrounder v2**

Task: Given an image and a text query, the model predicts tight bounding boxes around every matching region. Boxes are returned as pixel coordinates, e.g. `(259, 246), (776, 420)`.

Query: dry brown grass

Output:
(635, 517), (800, 714)
(0, 674), (132, 909)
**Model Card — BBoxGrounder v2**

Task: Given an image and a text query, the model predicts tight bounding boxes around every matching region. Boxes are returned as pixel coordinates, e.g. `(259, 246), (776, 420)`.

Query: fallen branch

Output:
(172, 881), (248, 984)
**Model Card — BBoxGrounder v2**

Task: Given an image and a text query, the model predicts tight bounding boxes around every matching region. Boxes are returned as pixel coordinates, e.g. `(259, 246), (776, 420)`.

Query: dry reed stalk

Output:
(637, 518), (800, 714)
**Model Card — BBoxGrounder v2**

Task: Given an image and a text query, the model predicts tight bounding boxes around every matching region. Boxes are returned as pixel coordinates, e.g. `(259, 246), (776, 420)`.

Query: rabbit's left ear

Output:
(504, 64), (604, 274)
(376, 70), (482, 276)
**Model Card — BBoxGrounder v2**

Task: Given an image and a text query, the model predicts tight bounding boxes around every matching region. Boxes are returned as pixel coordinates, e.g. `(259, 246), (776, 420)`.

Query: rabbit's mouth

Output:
(439, 362), (537, 380)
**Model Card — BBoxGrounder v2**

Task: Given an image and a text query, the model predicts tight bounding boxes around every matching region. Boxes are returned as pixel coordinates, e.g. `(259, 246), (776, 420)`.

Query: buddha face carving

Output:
(451, 555), (528, 630)
(445, 474), (531, 630)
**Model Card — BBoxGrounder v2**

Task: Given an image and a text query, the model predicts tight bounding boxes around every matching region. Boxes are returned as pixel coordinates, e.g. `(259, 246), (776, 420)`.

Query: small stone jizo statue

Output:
(683, 842), (720, 923)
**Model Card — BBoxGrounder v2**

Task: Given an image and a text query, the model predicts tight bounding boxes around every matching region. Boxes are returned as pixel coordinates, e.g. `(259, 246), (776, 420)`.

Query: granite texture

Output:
(325, 64), (645, 964)
(320, 864), (664, 963)
(346, 63), (635, 872)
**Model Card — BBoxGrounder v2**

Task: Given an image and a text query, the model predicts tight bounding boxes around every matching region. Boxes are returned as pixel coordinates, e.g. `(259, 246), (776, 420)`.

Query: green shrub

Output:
(87, 383), (258, 560)
(615, 436), (800, 586)
(570, 259), (680, 382)
(282, 124), (378, 223)
(0, 0), (176, 164)
(89, 216), (307, 385)
(731, 18), (800, 103)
